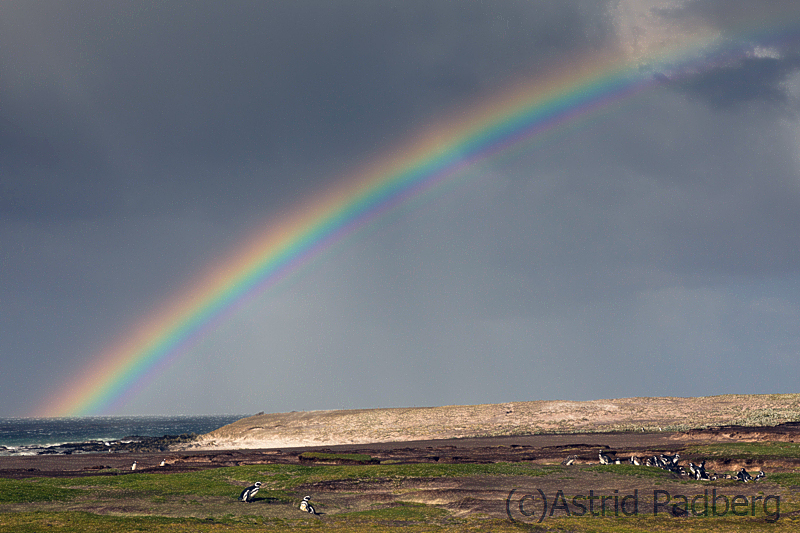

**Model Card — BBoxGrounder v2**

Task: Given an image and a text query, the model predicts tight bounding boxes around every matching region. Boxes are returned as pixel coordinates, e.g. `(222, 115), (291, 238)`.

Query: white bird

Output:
(239, 481), (262, 502)
(131, 461), (137, 471)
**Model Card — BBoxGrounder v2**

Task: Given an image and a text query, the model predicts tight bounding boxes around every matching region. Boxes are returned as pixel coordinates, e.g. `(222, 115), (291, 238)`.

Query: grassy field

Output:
(2, 456), (799, 532)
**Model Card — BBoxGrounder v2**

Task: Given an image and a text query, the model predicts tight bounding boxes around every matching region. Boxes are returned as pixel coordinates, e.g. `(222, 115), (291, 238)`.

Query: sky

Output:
(2, 0), (800, 417)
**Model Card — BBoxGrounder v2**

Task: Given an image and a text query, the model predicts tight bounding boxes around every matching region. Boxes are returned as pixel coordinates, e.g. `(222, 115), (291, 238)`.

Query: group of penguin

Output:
(238, 482), (317, 514)
(130, 461), (315, 511)
(563, 450), (765, 482)
(130, 459), (166, 470)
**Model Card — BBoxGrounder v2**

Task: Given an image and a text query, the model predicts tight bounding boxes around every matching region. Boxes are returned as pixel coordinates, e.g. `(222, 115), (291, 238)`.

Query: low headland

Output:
(186, 393), (800, 450)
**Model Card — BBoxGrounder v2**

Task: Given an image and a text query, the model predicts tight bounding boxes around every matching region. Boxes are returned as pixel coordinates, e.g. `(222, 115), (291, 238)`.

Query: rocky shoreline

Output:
(0, 433), (199, 456)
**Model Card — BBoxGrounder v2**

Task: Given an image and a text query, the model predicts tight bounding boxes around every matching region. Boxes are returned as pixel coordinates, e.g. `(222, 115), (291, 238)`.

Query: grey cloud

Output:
(676, 55), (800, 109)
(639, 1), (800, 108)
(1, 0), (614, 223)
(667, 0), (800, 27)
(2, 1), (800, 416)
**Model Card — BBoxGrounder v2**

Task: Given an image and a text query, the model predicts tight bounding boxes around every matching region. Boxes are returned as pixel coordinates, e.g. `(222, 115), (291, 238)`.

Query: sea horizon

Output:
(0, 414), (246, 452)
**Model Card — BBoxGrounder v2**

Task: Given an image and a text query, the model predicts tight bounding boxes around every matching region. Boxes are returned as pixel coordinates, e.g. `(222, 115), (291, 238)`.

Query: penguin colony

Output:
(128, 459), (168, 470)
(564, 449), (766, 482)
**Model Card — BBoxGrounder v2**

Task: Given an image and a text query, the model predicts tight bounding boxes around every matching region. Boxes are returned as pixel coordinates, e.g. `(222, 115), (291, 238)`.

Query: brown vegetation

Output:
(186, 393), (800, 450)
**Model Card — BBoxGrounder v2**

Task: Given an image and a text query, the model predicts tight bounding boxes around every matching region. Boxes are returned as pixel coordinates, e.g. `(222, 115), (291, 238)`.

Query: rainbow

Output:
(36, 14), (800, 417)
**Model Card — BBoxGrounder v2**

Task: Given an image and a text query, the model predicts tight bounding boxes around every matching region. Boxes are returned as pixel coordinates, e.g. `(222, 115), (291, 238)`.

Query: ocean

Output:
(0, 415), (245, 456)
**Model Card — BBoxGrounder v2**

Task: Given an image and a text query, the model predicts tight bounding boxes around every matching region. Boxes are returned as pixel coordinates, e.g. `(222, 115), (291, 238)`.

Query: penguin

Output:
(159, 459), (166, 467)
(661, 453), (679, 466)
(662, 461), (681, 474)
(131, 461), (137, 471)
(690, 462), (709, 480)
(736, 468), (752, 482)
(561, 455), (576, 466)
(629, 456), (641, 466)
(598, 450), (612, 465)
(239, 481), (262, 502)
(696, 461), (709, 480)
(754, 470), (766, 481)
(299, 495), (315, 514)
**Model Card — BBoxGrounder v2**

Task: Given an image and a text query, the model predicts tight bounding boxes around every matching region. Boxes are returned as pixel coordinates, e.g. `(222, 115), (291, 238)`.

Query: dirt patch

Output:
(677, 422), (800, 442)
(289, 467), (790, 521)
(4, 422), (800, 479)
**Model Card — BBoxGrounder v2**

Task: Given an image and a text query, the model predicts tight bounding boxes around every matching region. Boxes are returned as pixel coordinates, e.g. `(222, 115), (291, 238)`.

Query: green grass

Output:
(222, 462), (552, 492)
(339, 501), (449, 521)
(299, 451), (375, 463)
(0, 479), (80, 503)
(3, 510), (799, 533)
(40, 470), (241, 498)
(687, 442), (800, 459)
(0, 462), (551, 506)
(762, 472), (800, 489)
(2, 460), (798, 532)
(0, 511), (566, 533)
(0, 512), (294, 533)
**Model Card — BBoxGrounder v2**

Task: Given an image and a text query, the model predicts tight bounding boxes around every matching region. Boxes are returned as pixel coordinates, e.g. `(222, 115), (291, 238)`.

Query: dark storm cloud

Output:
(2, 1), (800, 416)
(650, 0), (800, 108)
(668, 0), (800, 27)
(0, 0), (611, 222)
(676, 55), (800, 109)
(0, 0), (618, 415)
